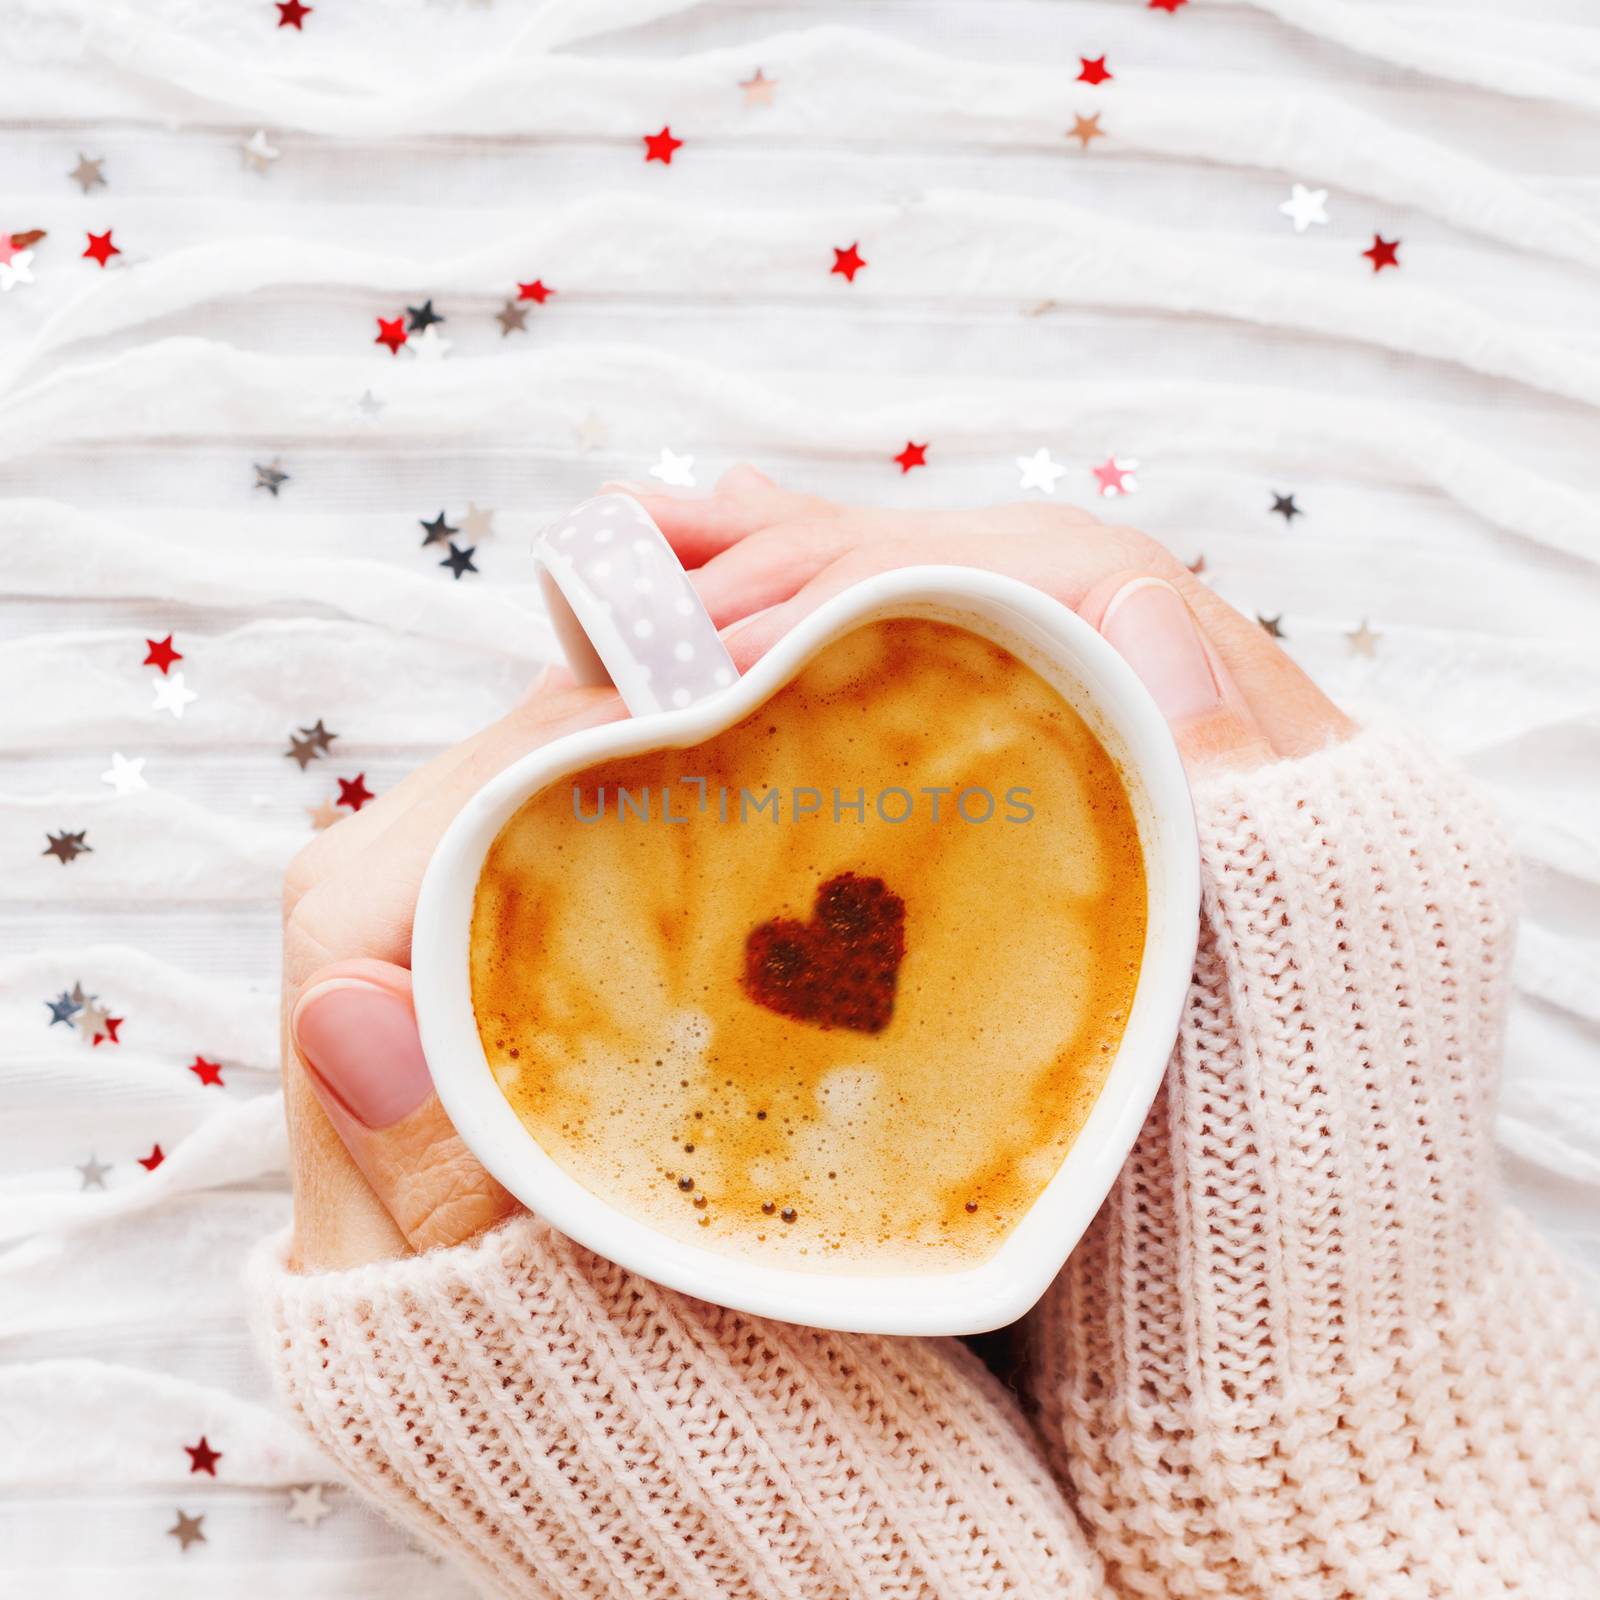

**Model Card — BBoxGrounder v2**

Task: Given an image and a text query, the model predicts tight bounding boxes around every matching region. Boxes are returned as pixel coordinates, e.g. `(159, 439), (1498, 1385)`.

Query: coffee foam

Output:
(471, 616), (1147, 1272)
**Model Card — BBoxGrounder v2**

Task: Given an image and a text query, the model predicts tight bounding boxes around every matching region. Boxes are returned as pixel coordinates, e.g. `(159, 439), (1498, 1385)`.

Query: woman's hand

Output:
(281, 678), (628, 1271)
(617, 465), (1353, 769)
(282, 468), (1353, 1275)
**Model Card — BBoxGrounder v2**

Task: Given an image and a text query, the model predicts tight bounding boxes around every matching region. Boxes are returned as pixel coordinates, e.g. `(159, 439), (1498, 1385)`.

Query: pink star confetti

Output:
(1090, 455), (1139, 498)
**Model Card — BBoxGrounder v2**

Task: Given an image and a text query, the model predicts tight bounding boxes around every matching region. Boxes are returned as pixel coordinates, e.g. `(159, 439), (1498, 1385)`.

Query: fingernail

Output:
(1098, 577), (1223, 723)
(292, 979), (432, 1130)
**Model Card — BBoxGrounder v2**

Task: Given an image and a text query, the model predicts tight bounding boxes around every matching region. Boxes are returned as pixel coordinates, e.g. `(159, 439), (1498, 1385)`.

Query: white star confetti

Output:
(0, 248), (34, 293)
(151, 671), (199, 720)
(101, 752), (149, 795)
(410, 325), (452, 361)
(649, 448), (696, 488)
(575, 413), (608, 452)
(1279, 183), (1329, 234)
(241, 130), (281, 173)
(1016, 447), (1067, 494)
(287, 1484), (335, 1528)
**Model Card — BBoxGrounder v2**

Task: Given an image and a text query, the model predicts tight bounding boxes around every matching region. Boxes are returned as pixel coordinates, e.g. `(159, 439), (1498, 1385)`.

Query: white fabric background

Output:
(3, 0), (1598, 1593)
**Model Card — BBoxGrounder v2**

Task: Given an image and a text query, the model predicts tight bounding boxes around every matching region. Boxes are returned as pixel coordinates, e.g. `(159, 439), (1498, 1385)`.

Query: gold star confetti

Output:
(1257, 613), (1286, 639)
(168, 1510), (206, 1552)
(459, 503), (496, 540)
(740, 68), (777, 107)
(298, 718), (338, 754)
(241, 129), (281, 173)
(1346, 618), (1381, 656)
(1067, 114), (1105, 150)
(69, 153), (107, 193)
(307, 797), (342, 831)
(287, 1484), (335, 1527)
(286, 733), (320, 770)
(44, 829), (91, 865)
(495, 300), (529, 337)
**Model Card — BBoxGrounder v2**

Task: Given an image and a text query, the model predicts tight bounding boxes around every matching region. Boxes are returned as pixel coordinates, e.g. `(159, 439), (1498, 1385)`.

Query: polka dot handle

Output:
(533, 493), (739, 718)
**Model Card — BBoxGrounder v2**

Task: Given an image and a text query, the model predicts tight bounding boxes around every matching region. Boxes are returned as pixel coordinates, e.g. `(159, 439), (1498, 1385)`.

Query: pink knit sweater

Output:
(252, 730), (1600, 1598)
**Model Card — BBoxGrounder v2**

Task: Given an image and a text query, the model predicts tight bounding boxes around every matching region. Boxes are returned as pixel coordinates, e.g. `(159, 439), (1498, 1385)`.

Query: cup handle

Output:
(533, 493), (739, 717)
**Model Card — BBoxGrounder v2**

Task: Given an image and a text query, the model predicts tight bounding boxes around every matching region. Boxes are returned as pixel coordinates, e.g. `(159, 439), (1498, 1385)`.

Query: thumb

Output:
(1081, 572), (1276, 771)
(291, 960), (518, 1254)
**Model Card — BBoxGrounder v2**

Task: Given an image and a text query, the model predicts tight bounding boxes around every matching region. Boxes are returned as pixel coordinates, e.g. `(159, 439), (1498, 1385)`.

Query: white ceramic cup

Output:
(413, 493), (1200, 1336)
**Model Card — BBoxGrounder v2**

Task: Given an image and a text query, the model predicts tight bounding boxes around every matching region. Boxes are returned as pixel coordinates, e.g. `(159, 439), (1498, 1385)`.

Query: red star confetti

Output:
(185, 1437), (223, 1476)
(1091, 455), (1139, 497)
(189, 1056), (225, 1087)
(643, 126), (683, 164)
(337, 774), (374, 811)
(83, 230), (120, 267)
(893, 442), (928, 473)
(276, 0), (311, 27)
(91, 1015), (123, 1047)
(138, 1144), (165, 1171)
(1078, 56), (1112, 86)
(1363, 235), (1401, 272)
(517, 279), (555, 303)
(831, 243), (867, 282)
(375, 315), (408, 354)
(1149, 0), (1188, 10)
(143, 634), (182, 673)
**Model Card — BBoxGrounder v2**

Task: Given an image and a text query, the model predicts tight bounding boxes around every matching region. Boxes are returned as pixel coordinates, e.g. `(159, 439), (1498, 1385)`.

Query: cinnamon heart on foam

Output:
(742, 872), (906, 1033)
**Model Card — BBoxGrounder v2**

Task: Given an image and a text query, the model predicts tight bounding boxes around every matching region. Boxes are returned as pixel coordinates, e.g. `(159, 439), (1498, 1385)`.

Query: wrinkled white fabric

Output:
(2, 0), (1597, 1592)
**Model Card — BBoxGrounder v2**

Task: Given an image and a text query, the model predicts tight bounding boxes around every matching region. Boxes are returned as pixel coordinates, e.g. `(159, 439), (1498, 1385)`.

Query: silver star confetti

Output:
(101, 752), (148, 794)
(574, 412), (608, 452)
(77, 1153), (112, 1190)
(241, 129), (281, 173)
(495, 300), (529, 337)
(254, 459), (290, 496)
(287, 1484), (334, 1527)
(69, 153), (107, 193)
(356, 389), (385, 422)
(649, 447), (696, 487)
(1016, 447), (1067, 494)
(46, 991), (82, 1026)
(151, 671), (199, 719)
(1279, 183), (1329, 233)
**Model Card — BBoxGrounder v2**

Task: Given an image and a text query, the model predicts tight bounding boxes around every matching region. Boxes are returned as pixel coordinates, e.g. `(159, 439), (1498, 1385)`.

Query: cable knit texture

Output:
(252, 729), (1600, 1598)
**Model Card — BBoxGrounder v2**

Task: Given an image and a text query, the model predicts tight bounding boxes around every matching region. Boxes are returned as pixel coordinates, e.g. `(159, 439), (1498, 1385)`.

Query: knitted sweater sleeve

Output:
(248, 1210), (1108, 1599)
(1026, 727), (1600, 1599)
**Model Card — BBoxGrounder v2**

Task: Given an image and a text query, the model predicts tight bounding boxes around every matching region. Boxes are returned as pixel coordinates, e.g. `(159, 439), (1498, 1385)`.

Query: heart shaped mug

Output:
(413, 494), (1199, 1335)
